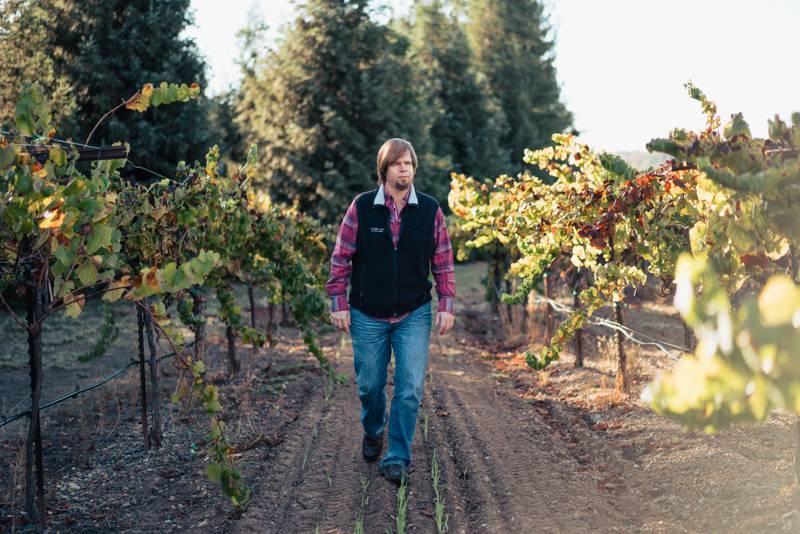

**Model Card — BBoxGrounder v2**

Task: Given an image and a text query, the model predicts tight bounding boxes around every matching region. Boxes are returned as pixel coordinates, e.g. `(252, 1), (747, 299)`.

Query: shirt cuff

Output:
(437, 297), (454, 314)
(331, 296), (350, 313)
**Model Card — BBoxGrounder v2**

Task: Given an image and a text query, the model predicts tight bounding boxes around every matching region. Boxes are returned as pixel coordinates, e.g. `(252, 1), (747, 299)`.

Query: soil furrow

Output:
(358, 461), (395, 534)
(401, 405), (438, 533)
(428, 341), (635, 532)
(233, 376), (332, 532)
(427, 375), (512, 532)
(418, 372), (471, 534)
(283, 380), (364, 531)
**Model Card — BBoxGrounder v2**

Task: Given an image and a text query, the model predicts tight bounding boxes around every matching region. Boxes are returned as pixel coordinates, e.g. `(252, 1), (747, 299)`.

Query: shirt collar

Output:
(374, 184), (418, 207)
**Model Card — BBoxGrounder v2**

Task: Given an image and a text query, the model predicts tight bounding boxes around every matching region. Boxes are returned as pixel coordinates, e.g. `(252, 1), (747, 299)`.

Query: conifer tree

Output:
(0, 0), (75, 129)
(407, 0), (508, 189)
(237, 0), (429, 224)
(466, 0), (572, 171)
(0, 0), (210, 176)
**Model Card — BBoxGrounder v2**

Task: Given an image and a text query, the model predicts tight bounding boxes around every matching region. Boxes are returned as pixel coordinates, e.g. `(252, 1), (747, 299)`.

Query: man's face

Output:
(385, 150), (414, 191)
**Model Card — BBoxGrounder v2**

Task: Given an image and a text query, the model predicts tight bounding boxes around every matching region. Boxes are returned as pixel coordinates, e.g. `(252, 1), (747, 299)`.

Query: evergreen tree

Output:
(407, 0), (508, 189)
(207, 89), (245, 174)
(0, 0), (76, 130)
(466, 0), (572, 171)
(0, 0), (210, 177)
(237, 0), (429, 224)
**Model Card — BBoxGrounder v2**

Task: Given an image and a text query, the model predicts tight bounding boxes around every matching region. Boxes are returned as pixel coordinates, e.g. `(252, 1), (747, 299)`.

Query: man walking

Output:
(326, 138), (456, 484)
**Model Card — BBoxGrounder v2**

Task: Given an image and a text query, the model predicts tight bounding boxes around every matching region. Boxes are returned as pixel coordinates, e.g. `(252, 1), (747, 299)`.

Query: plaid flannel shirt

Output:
(326, 185), (455, 322)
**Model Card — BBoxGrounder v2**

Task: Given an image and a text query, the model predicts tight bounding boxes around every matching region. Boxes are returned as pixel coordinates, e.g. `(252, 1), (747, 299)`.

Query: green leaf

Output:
(191, 250), (220, 279)
(49, 146), (68, 167)
(15, 171), (32, 195)
(723, 113), (751, 140)
(101, 281), (127, 303)
(86, 223), (113, 254)
(192, 360), (206, 375)
(76, 260), (98, 286)
(172, 263), (193, 292)
(209, 418), (224, 439)
(15, 103), (35, 135)
(768, 115), (789, 141)
(54, 279), (74, 300)
(206, 400), (222, 414)
(176, 83), (190, 101)
(0, 146), (16, 169)
(205, 463), (222, 483)
(54, 244), (75, 267)
(160, 262), (178, 290)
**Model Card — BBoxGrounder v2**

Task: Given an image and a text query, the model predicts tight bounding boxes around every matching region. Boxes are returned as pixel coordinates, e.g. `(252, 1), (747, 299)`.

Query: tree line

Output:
(0, 0), (572, 225)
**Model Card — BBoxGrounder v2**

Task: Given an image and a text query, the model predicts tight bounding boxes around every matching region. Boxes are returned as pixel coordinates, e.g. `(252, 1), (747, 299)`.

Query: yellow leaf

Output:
(144, 267), (161, 290)
(102, 275), (131, 303)
(758, 275), (799, 326)
(125, 91), (150, 112)
(65, 296), (85, 319)
(39, 209), (65, 229)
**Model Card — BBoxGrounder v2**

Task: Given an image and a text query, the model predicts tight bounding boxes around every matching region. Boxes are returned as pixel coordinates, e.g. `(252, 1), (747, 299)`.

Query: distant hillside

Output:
(614, 150), (670, 171)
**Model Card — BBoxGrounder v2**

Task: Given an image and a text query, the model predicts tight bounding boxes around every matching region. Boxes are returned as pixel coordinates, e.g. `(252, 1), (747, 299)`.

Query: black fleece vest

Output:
(348, 188), (438, 318)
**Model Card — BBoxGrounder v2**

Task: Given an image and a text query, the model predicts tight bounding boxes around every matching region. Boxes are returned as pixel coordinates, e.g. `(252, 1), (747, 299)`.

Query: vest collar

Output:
(373, 184), (418, 208)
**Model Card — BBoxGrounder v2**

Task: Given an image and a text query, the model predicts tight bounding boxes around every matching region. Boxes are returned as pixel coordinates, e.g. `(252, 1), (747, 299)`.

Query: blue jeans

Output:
(350, 301), (432, 468)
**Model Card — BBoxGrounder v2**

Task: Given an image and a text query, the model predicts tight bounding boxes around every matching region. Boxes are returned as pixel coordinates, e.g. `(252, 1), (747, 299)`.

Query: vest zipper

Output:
(388, 207), (398, 316)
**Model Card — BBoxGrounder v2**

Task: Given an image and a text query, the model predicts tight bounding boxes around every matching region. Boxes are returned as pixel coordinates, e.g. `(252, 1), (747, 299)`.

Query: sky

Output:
(186, 0), (800, 152)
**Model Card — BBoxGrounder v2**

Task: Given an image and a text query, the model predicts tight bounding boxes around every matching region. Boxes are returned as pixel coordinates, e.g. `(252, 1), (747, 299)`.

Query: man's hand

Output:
(435, 311), (454, 335)
(330, 310), (350, 333)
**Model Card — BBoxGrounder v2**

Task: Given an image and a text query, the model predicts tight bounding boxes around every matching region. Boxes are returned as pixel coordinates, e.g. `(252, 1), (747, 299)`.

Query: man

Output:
(326, 138), (455, 484)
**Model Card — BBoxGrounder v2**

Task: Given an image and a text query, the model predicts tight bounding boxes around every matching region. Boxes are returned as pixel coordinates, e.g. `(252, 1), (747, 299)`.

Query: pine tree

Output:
(237, 0), (429, 224)
(407, 0), (508, 190)
(207, 89), (245, 175)
(0, 0), (76, 130)
(466, 0), (572, 171)
(0, 0), (210, 177)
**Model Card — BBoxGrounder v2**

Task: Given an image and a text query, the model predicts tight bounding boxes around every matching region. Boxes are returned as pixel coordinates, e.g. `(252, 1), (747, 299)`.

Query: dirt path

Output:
(235, 341), (436, 534)
(235, 322), (650, 533)
(233, 298), (797, 533)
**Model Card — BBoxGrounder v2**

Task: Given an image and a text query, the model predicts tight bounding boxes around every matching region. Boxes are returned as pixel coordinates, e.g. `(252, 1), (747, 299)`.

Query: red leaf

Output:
(740, 253), (769, 269)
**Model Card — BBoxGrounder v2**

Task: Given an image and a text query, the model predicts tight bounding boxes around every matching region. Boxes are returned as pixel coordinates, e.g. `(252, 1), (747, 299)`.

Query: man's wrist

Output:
(437, 297), (454, 315)
(331, 296), (350, 313)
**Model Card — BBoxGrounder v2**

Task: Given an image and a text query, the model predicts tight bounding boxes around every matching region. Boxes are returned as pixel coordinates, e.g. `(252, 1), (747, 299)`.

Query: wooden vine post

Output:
(608, 233), (629, 393)
(683, 320), (695, 353)
(248, 284), (258, 354)
(266, 300), (276, 344)
(25, 282), (46, 530)
(614, 301), (628, 393)
(573, 288), (584, 368)
(226, 324), (240, 376)
(543, 272), (555, 344)
(143, 302), (163, 447)
(192, 288), (206, 363)
(136, 308), (150, 448)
